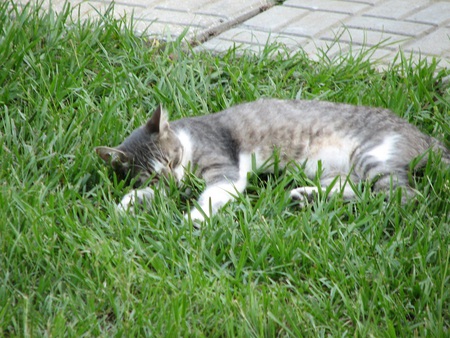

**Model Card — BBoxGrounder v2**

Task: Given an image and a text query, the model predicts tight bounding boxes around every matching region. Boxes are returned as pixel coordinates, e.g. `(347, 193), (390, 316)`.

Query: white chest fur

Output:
(174, 130), (193, 182)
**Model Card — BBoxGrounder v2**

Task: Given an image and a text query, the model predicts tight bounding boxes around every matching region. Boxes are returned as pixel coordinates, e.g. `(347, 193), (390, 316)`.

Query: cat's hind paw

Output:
(117, 187), (155, 213)
(290, 186), (319, 208)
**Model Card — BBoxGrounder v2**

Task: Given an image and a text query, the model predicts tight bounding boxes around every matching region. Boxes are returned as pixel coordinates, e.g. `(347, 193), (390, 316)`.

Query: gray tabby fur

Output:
(96, 99), (449, 222)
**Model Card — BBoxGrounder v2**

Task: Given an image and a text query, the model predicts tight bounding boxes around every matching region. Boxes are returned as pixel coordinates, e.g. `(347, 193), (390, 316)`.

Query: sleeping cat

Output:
(96, 99), (449, 222)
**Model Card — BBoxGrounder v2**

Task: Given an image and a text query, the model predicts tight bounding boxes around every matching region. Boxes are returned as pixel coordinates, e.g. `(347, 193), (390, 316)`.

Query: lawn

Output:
(1, 1), (449, 336)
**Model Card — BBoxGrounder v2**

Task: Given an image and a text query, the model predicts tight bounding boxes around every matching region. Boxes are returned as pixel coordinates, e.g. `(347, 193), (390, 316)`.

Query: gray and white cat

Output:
(96, 99), (449, 222)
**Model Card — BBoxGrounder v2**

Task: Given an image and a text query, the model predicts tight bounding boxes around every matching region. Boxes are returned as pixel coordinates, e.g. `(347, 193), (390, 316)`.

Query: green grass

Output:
(1, 1), (449, 336)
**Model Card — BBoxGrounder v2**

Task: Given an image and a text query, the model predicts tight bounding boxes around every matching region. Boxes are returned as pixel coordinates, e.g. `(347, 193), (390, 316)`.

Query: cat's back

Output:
(170, 99), (447, 171)
(193, 99), (409, 131)
(207, 98), (423, 142)
(172, 99), (437, 151)
(229, 98), (406, 124)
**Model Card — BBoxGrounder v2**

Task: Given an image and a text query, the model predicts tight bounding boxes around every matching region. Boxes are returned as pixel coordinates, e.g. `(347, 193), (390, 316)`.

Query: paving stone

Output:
(321, 27), (411, 48)
(217, 28), (272, 44)
(406, 2), (450, 25)
(281, 11), (349, 38)
(197, 38), (244, 53)
(204, 26), (309, 51)
(92, 0), (159, 7)
(362, 0), (429, 20)
(404, 27), (450, 56)
(345, 16), (433, 37)
(68, 2), (111, 19)
(197, 38), (266, 54)
(342, 0), (385, 4)
(283, 0), (369, 15)
(139, 8), (219, 28)
(155, 0), (214, 12)
(347, 46), (394, 62)
(44, 0), (84, 14)
(74, 0), (161, 15)
(273, 34), (310, 49)
(133, 20), (188, 38)
(300, 38), (351, 60)
(242, 6), (308, 32)
(41, 0), (70, 12)
(196, 0), (272, 20)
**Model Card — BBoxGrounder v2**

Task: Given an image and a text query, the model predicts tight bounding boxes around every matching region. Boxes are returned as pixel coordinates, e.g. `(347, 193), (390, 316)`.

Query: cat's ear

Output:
(95, 146), (129, 167)
(146, 105), (169, 134)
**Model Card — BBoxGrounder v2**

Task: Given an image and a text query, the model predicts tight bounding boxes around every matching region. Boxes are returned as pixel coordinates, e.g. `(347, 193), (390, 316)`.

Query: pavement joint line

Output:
(282, 5), (368, 16)
(154, 7), (190, 14)
(194, 12), (228, 20)
(403, 19), (440, 27)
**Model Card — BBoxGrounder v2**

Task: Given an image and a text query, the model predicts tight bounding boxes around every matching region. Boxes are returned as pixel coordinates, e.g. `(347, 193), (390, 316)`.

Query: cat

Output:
(95, 99), (449, 223)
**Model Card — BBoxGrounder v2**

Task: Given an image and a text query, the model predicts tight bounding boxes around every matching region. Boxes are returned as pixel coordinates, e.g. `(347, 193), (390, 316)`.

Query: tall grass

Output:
(1, 1), (449, 336)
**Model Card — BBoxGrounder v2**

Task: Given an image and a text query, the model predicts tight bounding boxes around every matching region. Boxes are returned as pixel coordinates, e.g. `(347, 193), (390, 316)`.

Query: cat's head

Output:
(95, 106), (183, 187)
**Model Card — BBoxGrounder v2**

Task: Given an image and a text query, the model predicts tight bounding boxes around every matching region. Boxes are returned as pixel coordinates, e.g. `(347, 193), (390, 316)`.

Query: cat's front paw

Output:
(117, 193), (137, 213)
(290, 186), (319, 208)
(185, 208), (208, 227)
(117, 187), (155, 213)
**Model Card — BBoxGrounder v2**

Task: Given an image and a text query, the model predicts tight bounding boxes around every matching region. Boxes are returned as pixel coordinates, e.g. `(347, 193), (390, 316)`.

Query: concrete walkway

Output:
(17, 0), (450, 68)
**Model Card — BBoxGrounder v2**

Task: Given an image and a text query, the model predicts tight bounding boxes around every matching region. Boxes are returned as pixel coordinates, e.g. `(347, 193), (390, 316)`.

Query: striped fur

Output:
(96, 99), (449, 222)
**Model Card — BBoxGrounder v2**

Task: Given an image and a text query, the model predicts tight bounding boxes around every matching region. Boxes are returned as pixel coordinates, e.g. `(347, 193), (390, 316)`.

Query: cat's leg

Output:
(371, 171), (416, 203)
(358, 151), (417, 203)
(187, 154), (251, 223)
(187, 181), (246, 222)
(118, 187), (156, 212)
(290, 175), (357, 207)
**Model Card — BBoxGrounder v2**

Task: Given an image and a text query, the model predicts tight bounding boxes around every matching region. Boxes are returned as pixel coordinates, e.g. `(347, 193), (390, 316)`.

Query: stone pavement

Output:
(17, 0), (450, 67)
